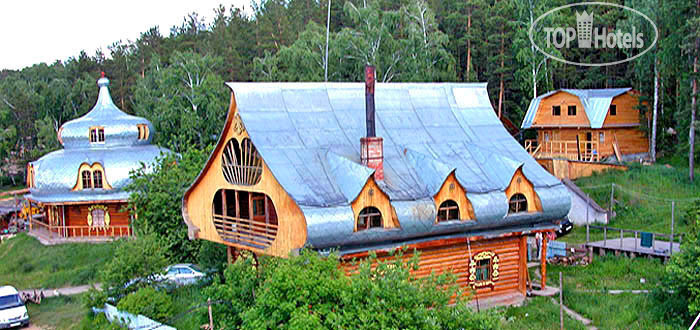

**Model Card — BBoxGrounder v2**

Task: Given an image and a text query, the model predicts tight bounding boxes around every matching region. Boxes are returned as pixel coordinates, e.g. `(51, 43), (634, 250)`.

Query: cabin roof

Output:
(521, 88), (632, 129)
(226, 82), (570, 250)
(26, 77), (170, 204)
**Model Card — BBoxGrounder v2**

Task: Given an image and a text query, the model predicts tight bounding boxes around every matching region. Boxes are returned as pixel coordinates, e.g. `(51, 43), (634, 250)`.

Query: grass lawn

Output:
(561, 163), (700, 245)
(0, 233), (118, 289)
(0, 184), (23, 200)
(544, 256), (677, 329)
(27, 294), (86, 330)
(501, 296), (587, 330)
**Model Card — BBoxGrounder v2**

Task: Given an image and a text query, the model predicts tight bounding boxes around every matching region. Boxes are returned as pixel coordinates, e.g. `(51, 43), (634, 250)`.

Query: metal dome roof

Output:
(27, 74), (171, 204)
(58, 75), (155, 148)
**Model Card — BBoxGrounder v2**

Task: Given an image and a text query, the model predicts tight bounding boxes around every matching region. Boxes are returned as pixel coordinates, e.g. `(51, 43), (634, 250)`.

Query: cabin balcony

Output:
(525, 139), (600, 162)
(27, 217), (131, 245)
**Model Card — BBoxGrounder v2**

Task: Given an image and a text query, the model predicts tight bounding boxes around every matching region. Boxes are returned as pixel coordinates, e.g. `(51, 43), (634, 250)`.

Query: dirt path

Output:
(20, 283), (101, 298)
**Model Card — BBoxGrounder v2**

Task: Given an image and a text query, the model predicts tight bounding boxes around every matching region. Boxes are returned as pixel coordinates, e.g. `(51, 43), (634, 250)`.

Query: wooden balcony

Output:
(212, 213), (278, 249)
(525, 139), (600, 162)
(28, 218), (131, 245)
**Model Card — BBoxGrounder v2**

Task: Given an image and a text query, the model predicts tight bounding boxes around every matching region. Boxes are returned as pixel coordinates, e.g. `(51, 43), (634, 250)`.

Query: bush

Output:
(117, 286), (175, 323)
(99, 234), (169, 298)
(654, 203), (700, 326)
(203, 249), (501, 329)
(83, 288), (108, 309)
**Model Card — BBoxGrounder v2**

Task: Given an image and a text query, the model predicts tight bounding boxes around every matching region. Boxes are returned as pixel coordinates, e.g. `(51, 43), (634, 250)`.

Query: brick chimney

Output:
(361, 65), (384, 181)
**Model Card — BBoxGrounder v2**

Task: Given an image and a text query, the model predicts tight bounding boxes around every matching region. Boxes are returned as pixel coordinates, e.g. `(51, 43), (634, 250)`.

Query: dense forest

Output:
(0, 0), (698, 180)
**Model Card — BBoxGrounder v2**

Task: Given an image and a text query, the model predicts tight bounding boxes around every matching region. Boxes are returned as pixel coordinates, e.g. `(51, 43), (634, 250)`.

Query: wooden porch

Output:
(29, 217), (131, 245)
(525, 139), (601, 162)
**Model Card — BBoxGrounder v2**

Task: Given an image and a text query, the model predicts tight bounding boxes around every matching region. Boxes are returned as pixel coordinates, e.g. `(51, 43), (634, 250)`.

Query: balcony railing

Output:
(212, 213), (278, 249)
(30, 218), (132, 238)
(525, 139), (600, 162)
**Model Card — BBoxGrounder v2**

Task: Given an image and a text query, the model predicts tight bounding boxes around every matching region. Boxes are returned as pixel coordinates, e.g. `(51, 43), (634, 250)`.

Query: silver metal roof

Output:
(59, 77), (155, 148)
(27, 76), (169, 204)
(227, 82), (570, 251)
(521, 88), (632, 129)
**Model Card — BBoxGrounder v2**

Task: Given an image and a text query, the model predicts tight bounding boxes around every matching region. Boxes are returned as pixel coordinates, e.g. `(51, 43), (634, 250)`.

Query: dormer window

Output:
(74, 163), (112, 191)
(508, 193), (528, 214)
(90, 127), (105, 143)
(93, 170), (103, 189)
(437, 200), (459, 222)
(81, 170), (92, 189)
(357, 207), (382, 231)
(137, 124), (149, 140)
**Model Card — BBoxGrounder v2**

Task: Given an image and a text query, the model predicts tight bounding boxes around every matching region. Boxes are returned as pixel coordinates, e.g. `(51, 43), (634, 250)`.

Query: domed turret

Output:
(58, 73), (155, 149)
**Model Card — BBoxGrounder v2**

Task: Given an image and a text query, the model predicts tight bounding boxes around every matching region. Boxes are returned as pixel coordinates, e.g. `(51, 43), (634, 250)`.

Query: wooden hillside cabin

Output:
(521, 88), (649, 162)
(182, 69), (571, 306)
(25, 75), (169, 240)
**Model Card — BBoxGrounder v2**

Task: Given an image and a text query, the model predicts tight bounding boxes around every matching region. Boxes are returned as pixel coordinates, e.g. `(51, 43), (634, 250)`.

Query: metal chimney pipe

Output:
(365, 65), (376, 138)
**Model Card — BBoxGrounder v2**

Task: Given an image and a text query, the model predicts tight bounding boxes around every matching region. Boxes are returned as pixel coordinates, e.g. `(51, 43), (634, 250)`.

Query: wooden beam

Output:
(541, 234), (548, 289)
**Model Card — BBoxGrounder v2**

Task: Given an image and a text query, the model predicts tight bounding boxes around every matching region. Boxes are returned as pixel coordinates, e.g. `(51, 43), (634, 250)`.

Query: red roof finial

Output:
(101, 71), (105, 78)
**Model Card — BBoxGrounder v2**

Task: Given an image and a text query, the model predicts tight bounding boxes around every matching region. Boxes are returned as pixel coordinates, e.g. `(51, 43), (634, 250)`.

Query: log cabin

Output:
(182, 68), (571, 305)
(521, 88), (649, 161)
(25, 74), (169, 239)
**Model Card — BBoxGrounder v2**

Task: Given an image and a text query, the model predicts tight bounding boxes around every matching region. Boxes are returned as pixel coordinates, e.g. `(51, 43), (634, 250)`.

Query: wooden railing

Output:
(212, 214), (278, 248)
(525, 139), (600, 162)
(30, 219), (131, 238)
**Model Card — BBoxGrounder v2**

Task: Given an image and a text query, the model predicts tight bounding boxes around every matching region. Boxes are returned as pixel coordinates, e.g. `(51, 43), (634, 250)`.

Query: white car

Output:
(0, 286), (29, 328)
(159, 264), (206, 286)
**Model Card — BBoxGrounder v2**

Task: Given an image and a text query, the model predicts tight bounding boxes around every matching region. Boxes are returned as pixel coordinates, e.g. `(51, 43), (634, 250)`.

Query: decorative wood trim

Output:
(72, 163), (113, 191)
(469, 251), (500, 288)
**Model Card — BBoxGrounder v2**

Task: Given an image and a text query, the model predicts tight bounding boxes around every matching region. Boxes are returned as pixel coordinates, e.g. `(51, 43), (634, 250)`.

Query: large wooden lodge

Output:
(182, 69), (571, 304)
(521, 88), (649, 162)
(25, 75), (169, 239)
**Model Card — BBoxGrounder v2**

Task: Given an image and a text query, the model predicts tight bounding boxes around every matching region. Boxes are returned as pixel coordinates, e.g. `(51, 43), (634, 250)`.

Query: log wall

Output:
(342, 235), (528, 300)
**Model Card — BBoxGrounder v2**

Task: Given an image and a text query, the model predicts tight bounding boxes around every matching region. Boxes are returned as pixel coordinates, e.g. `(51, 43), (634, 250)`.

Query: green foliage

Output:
(197, 240), (228, 275)
(117, 286), (175, 323)
(203, 249), (500, 329)
(132, 51), (228, 154)
(99, 234), (169, 298)
(0, 233), (116, 289)
(83, 288), (108, 309)
(655, 209), (700, 325)
(125, 146), (213, 262)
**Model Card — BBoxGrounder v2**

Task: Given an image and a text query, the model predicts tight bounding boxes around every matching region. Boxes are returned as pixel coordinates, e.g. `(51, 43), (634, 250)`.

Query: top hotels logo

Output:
(530, 2), (658, 67)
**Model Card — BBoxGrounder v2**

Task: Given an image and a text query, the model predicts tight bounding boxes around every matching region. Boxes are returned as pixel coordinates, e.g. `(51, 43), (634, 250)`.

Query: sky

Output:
(0, 0), (252, 71)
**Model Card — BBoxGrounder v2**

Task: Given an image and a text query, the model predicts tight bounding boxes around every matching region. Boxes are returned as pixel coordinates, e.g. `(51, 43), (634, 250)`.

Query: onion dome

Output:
(26, 74), (170, 204)
(58, 73), (154, 149)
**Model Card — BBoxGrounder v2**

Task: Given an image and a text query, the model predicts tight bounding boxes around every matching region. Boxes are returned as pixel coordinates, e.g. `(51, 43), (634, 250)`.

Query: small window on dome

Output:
(137, 124), (149, 140)
(90, 127), (105, 143)
(93, 170), (103, 189)
(82, 171), (92, 189)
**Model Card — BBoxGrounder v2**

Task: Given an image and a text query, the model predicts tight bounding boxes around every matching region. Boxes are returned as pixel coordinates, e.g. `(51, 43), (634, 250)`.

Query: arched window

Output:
(357, 207), (382, 231)
(82, 171), (92, 189)
(137, 124), (149, 140)
(221, 138), (263, 186)
(93, 170), (103, 189)
(508, 193), (528, 214)
(437, 200), (459, 222)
